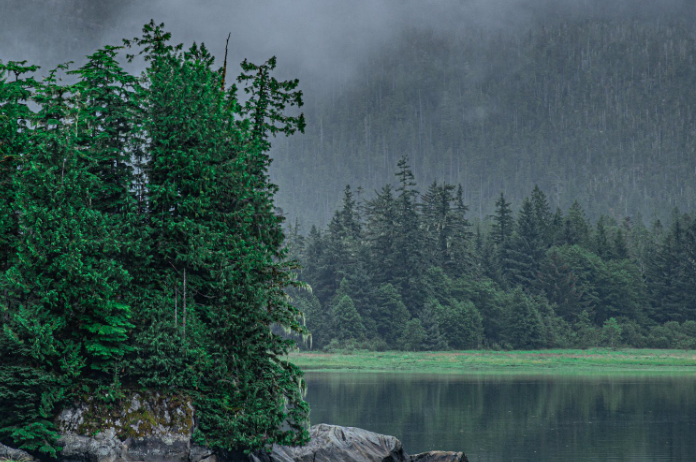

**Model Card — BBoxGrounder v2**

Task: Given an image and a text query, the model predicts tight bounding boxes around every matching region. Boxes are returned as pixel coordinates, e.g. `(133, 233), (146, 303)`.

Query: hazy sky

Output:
(2, 0), (692, 87)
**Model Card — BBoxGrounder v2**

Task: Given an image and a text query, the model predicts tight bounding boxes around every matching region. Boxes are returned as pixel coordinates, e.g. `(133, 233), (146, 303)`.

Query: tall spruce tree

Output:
(1, 65), (133, 455)
(504, 197), (546, 288)
(420, 181), (457, 269)
(530, 185), (552, 247)
(490, 192), (514, 284)
(563, 200), (591, 247)
(364, 184), (399, 285)
(450, 184), (474, 276)
(0, 61), (37, 277)
(393, 156), (424, 314)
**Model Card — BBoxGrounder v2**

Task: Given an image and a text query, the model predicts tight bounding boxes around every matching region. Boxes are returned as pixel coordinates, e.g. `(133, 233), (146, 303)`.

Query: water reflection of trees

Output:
(305, 373), (696, 460)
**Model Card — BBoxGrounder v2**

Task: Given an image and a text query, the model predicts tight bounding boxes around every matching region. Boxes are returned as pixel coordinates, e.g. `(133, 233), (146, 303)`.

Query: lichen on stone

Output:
(58, 390), (195, 442)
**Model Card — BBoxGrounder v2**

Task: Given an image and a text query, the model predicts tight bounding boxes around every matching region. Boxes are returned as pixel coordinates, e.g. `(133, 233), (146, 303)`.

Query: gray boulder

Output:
(268, 424), (408, 462)
(410, 451), (469, 462)
(0, 442), (37, 462)
(41, 391), (213, 462)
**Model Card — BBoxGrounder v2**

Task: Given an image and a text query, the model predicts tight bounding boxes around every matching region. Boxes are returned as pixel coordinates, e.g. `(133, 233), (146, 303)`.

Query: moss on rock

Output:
(59, 390), (195, 441)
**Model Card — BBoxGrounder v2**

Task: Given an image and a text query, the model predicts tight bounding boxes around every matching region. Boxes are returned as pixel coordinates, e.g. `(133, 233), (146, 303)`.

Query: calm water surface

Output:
(303, 372), (696, 462)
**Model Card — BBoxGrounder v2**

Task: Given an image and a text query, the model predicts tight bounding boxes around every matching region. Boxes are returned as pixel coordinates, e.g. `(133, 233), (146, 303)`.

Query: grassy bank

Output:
(289, 349), (696, 374)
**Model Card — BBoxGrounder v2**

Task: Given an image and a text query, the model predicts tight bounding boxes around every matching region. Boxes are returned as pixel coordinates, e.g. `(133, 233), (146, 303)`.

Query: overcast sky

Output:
(2, 0), (692, 87)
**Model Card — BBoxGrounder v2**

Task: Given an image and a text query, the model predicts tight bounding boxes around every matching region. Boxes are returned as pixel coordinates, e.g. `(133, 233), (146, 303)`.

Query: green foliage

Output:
(503, 288), (545, 350)
(330, 294), (366, 342)
(433, 299), (483, 350)
(600, 318), (623, 349)
(295, 173), (695, 354)
(0, 21), (310, 456)
(417, 303), (448, 351)
(400, 319), (426, 352)
(504, 197), (547, 287)
(0, 61), (37, 276)
(372, 283), (410, 347)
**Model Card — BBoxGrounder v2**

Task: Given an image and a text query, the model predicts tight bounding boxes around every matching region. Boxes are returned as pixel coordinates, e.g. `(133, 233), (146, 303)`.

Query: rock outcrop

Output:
(0, 419), (467, 462)
(53, 392), (208, 462)
(269, 424), (407, 462)
(410, 450), (469, 462)
(0, 442), (35, 461)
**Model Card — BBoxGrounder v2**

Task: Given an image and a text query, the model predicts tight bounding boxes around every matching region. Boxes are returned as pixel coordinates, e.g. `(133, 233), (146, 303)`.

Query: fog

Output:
(2, 0), (692, 84)
(2, 0), (696, 225)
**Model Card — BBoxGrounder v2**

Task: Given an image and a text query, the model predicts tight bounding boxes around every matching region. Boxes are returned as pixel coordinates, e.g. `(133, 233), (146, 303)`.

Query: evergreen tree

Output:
(646, 213), (690, 322)
(201, 46), (311, 450)
(0, 61), (36, 277)
(600, 317), (623, 349)
(504, 197), (546, 288)
(302, 225), (331, 302)
(292, 292), (326, 349)
(491, 192), (514, 246)
(594, 216), (612, 260)
(364, 184), (398, 285)
(1, 66), (132, 455)
(450, 184), (475, 276)
(562, 200), (591, 247)
(314, 186), (363, 304)
(458, 277), (508, 347)
(0, 21), (314, 455)
(129, 22), (310, 451)
(393, 156), (424, 314)
(503, 288), (545, 350)
(537, 248), (590, 322)
(612, 228), (630, 260)
(399, 319), (426, 352)
(530, 185), (553, 246)
(434, 299), (484, 350)
(284, 218), (306, 262)
(372, 283), (410, 347)
(418, 303), (448, 351)
(491, 192), (514, 283)
(549, 207), (565, 246)
(330, 294), (366, 342)
(420, 181), (456, 270)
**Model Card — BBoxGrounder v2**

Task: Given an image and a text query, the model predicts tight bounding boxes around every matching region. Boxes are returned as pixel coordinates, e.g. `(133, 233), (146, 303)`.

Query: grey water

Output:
(303, 372), (696, 462)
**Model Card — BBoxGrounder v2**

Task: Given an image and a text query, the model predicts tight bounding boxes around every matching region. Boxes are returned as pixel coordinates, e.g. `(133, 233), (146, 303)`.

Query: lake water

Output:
(303, 371), (696, 461)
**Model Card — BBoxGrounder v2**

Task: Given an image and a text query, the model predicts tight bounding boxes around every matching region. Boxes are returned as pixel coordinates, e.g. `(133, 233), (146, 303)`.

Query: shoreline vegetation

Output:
(289, 349), (696, 375)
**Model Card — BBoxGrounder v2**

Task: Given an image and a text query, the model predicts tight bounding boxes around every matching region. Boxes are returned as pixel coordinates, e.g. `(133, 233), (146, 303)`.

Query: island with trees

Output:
(0, 21), (309, 459)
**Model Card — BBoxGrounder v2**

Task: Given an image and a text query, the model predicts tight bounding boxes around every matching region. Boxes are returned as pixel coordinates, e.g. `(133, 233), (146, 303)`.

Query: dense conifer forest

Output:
(0, 22), (309, 457)
(285, 159), (696, 351)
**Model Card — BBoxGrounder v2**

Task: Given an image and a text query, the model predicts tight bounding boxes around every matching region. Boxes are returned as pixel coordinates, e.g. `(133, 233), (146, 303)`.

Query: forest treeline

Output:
(272, 14), (696, 227)
(286, 158), (696, 351)
(0, 22), (309, 456)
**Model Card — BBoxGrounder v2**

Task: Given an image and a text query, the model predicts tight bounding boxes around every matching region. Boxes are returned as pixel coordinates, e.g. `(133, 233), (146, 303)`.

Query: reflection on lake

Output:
(303, 372), (696, 461)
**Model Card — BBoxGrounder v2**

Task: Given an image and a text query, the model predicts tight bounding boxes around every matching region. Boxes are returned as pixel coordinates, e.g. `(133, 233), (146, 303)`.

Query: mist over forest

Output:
(2, 0), (696, 227)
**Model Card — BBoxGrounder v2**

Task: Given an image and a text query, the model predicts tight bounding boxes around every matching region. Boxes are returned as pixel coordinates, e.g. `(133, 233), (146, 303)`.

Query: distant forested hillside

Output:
(286, 162), (696, 352)
(271, 13), (696, 226)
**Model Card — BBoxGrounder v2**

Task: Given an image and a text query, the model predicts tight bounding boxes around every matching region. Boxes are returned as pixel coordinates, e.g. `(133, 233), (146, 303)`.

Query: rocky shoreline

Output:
(0, 395), (466, 462)
(0, 424), (468, 462)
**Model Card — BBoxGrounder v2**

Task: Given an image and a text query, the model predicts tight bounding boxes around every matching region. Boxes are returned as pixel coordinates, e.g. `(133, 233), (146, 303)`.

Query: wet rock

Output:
(51, 391), (205, 462)
(410, 451), (469, 462)
(0, 442), (37, 462)
(268, 424), (409, 462)
(3, 417), (466, 462)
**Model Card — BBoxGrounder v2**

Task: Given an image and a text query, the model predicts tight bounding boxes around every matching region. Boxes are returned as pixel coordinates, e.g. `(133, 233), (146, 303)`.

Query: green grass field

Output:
(289, 349), (696, 374)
